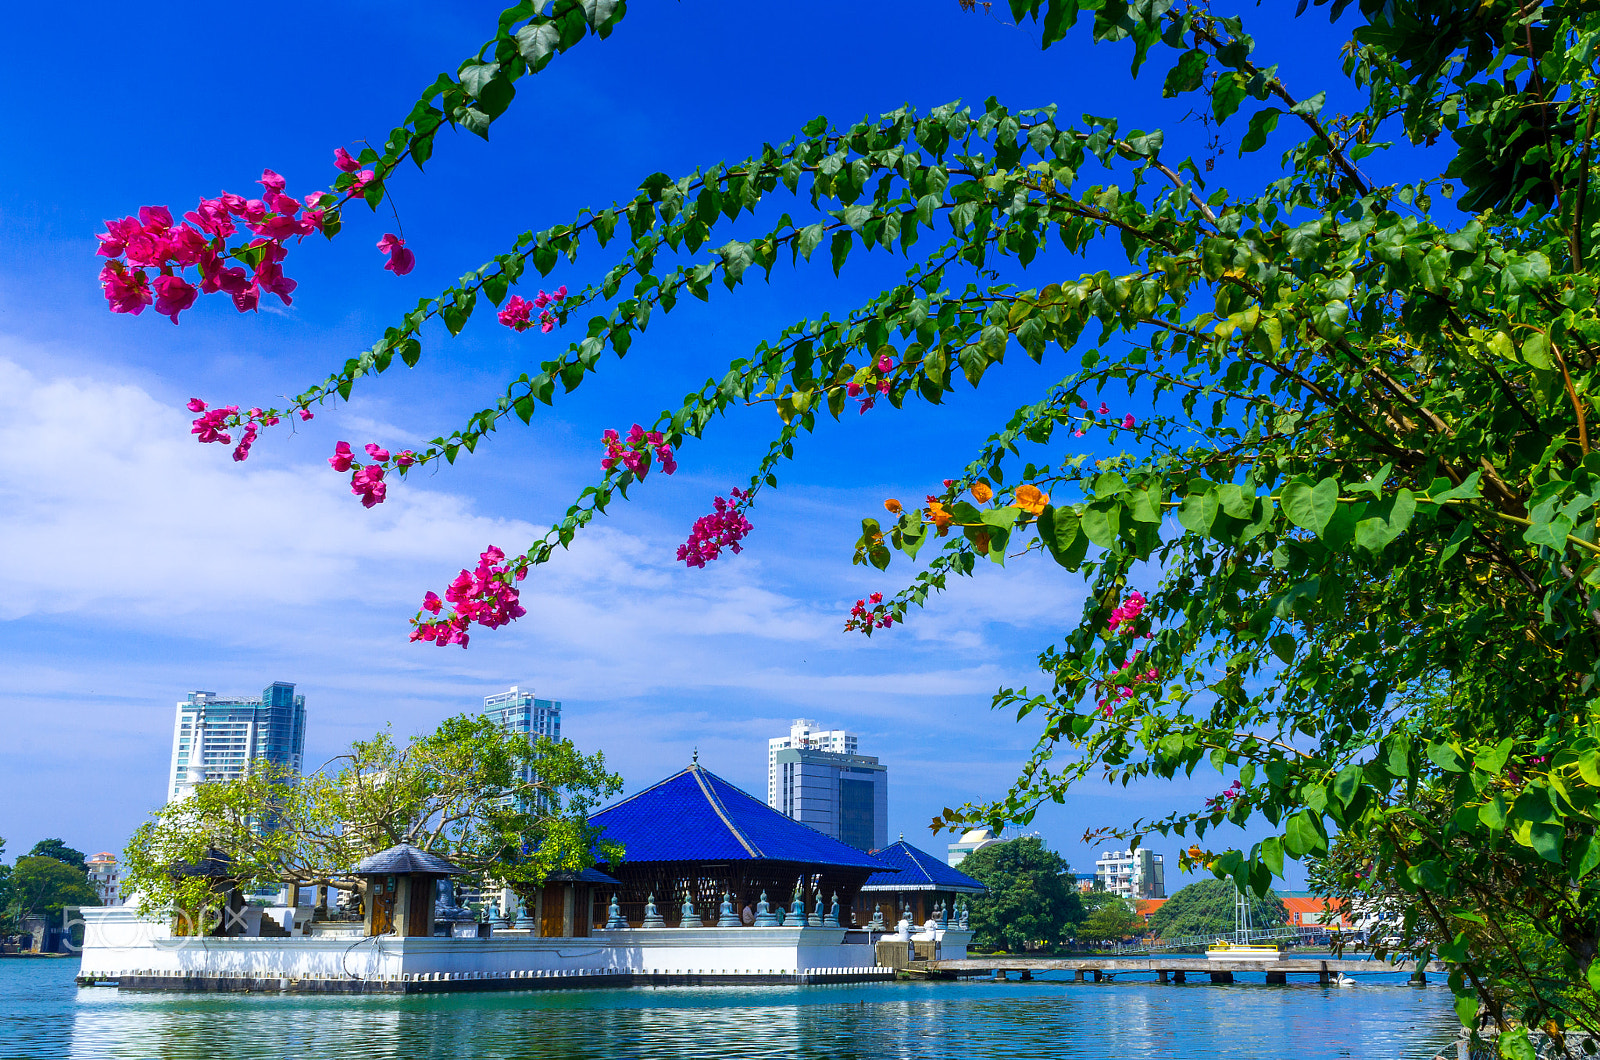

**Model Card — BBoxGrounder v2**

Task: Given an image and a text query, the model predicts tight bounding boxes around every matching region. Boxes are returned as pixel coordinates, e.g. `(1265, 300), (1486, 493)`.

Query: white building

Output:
(167, 683), (306, 801)
(765, 721), (885, 852)
(767, 720), (857, 807)
(87, 852), (121, 906)
(946, 828), (1005, 867)
(1094, 848), (1166, 899)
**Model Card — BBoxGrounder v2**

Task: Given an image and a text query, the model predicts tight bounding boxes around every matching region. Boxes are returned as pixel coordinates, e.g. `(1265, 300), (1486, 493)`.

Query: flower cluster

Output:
(410, 546), (528, 648)
(187, 399), (280, 462)
(845, 592), (896, 632)
(497, 286), (568, 332)
(98, 169), (339, 323)
(845, 353), (898, 414)
(1070, 399), (1139, 437)
(1203, 780), (1244, 812)
(1107, 590), (1147, 634)
(1098, 652), (1161, 715)
(677, 487), (753, 568)
(601, 424), (676, 478)
(327, 441), (417, 509)
(376, 233), (414, 276)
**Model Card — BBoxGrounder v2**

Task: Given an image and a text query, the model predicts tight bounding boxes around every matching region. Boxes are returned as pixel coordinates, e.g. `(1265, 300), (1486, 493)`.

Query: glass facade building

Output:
(771, 747), (888, 852)
(167, 682), (307, 801)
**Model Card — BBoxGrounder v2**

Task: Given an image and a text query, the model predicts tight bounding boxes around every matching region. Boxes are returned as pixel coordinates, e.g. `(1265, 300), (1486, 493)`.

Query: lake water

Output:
(0, 957), (1461, 1060)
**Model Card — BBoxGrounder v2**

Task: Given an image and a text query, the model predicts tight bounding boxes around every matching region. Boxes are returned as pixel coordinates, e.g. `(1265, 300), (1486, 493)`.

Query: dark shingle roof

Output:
(349, 843), (463, 877)
(861, 839), (987, 893)
(588, 764), (892, 872)
(546, 866), (622, 886)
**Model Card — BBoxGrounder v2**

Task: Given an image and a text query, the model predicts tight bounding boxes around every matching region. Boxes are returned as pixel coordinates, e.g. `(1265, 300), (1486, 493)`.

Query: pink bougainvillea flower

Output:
(257, 169), (287, 194)
(1121, 413), (1137, 429)
(350, 170), (376, 193)
(187, 398), (208, 413)
(394, 450), (417, 468)
(333, 147), (361, 173)
(498, 294), (534, 331)
(138, 205), (173, 231)
(377, 233), (414, 276)
(96, 216), (142, 258)
(876, 354), (894, 373)
(364, 443), (390, 462)
(298, 408), (314, 421)
(152, 275), (197, 323)
(350, 464), (386, 508)
(100, 263), (152, 315)
(677, 487), (753, 568)
(1097, 402), (1110, 415)
(329, 441), (355, 473)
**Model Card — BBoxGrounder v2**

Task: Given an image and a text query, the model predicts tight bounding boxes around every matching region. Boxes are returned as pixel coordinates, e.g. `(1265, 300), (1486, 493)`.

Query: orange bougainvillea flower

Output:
(1011, 484), (1049, 514)
(971, 481), (994, 503)
(926, 498), (953, 535)
(884, 498), (903, 515)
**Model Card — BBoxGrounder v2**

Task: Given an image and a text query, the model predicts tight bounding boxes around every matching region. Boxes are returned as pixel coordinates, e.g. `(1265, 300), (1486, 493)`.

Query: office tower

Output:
(766, 719), (857, 807)
(483, 685), (561, 742)
(167, 682), (307, 801)
(766, 719), (886, 851)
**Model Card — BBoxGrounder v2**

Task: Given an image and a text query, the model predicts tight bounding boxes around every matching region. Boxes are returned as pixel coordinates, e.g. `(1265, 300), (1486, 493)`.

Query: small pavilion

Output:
(855, 837), (986, 928)
(587, 760), (894, 928)
(350, 844), (462, 937)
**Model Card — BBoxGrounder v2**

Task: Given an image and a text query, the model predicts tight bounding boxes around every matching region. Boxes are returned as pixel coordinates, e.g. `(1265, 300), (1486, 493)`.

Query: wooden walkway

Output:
(915, 957), (1444, 985)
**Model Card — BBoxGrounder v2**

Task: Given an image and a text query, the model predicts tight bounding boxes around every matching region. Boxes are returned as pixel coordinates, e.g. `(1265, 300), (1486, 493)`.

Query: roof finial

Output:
(692, 747), (699, 766)
(899, 832), (904, 842)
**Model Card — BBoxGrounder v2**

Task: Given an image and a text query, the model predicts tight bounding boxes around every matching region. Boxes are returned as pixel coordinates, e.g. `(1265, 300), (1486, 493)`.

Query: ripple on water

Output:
(0, 960), (1459, 1060)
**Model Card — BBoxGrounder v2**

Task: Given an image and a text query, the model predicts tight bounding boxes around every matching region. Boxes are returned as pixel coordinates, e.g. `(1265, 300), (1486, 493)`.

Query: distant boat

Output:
(1205, 940), (1283, 962)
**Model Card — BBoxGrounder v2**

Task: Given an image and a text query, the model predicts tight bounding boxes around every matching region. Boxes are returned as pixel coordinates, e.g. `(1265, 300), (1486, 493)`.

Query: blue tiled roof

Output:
(861, 839), (987, 893)
(589, 765), (892, 871)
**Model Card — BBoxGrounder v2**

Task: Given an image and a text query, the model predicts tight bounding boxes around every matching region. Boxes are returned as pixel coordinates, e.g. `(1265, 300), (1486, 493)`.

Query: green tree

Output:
(1077, 894), (1142, 944)
(9, 856), (97, 920)
(1147, 878), (1286, 941)
(27, 839), (86, 872)
(959, 837), (1080, 952)
(0, 837), (12, 933)
(123, 715), (622, 916)
(116, 0), (1600, 1041)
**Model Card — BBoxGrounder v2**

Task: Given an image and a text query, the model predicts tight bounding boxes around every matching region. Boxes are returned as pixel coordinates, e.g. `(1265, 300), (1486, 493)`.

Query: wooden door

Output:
(540, 883), (566, 937)
(369, 876), (396, 936)
(406, 875), (437, 937)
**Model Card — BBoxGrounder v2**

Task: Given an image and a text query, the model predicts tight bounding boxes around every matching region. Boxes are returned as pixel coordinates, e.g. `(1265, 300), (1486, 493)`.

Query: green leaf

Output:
(1453, 993), (1478, 1028)
(515, 21), (561, 69)
(1177, 488), (1219, 535)
(1038, 505), (1089, 569)
(1259, 835), (1284, 877)
(1478, 794), (1507, 832)
(1281, 478), (1339, 535)
(1283, 810), (1328, 857)
(1498, 1028), (1536, 1060)
(1268, 633), (1295, 664)
(1427, 741), (1465, 773)
(1240, 107), (1282, 154)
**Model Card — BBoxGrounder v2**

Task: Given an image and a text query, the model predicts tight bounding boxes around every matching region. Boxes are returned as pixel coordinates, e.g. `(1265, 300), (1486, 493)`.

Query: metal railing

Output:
(1115, 925), (1346, 953)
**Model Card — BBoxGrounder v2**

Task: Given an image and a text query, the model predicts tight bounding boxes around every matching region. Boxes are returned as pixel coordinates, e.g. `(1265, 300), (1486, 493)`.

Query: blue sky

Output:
(0, 1), (1382, 887)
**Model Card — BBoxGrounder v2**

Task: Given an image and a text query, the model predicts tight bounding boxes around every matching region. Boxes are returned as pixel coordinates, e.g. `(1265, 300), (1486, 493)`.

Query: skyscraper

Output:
(167, 682), (307, 801)
(766, 719), (887, 851)
(483, 685), (561, 743)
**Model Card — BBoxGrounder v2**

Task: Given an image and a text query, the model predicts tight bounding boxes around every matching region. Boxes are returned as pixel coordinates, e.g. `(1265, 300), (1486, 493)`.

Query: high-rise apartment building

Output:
(1094, 847), (1166, 899)
(766, 720), (886, 852)
(86, 852), (121, 906)
(767, 719), (857, 806)
(167, 682), (307, 801)
(483, 685), (561, 742)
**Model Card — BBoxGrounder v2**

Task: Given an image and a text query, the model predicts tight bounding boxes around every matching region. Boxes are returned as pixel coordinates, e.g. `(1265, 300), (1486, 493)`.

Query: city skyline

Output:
(166, 682), (307, 801)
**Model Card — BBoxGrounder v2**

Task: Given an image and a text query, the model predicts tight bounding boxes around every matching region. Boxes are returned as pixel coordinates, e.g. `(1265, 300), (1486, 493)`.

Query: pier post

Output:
(1318, 968), (1330, 986)
(1173, 971), (1185, 983)
(993, 969), (1006, 981)
(1266, 972), (1286, 985)
(1157, 970), (1169, 984)
(1208, 971), (1234, 984)
(1019, 970), (1032, 981)
(1073, 969), (1084, 982)
(1092, 969), (1103, 983)
(1410, 969), (1427, 986)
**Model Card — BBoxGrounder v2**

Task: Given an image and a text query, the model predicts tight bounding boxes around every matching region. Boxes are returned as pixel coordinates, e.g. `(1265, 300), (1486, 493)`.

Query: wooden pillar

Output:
(394, 876), (413, 937)
(1019, 969), (1032, 981)
(1209, 971), (1234, 984)
(563, 885), (576, 938)
(1092, 969), (1103, 982)
(1173, 970), (1186, 983)
(1410, 969), (1427, 986)
(1319, 967), (1331, 986)
(1157, 970), (1169, 983)
(993, 969), (1006, 980)
(1266, 971), (1286, 985)
(1074, 969), (1085, 982)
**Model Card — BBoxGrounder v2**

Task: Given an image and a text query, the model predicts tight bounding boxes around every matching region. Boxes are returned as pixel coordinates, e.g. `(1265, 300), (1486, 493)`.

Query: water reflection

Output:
(0, 961), (1462, 1060)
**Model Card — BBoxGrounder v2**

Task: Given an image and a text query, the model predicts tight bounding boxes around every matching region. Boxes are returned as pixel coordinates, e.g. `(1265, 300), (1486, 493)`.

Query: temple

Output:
(588, 762), (889, 928)
(74, 759), (973, 993)
(856, 837), (986, 928)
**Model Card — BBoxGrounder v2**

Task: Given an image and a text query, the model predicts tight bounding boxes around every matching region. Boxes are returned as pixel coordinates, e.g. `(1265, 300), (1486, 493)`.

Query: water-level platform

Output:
(916, 958), (1445, 985)
(79, 967), (896, 994)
